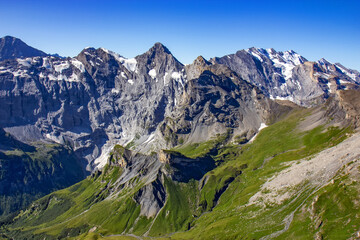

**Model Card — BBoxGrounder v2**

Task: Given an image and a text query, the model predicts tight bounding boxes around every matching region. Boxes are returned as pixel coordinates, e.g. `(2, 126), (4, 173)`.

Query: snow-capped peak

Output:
(245, 47), (306, 80)
(99, 47), (137, 72)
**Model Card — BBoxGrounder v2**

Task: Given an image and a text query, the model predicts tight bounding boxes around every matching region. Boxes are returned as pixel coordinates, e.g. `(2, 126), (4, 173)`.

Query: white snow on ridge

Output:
(99, 47), (109, 54)
(42, 57), (52, 69)
(313, 72), (331, 79)
(67, 73), (81, 82)
(123, 58), (137, 72)
(47, 72), (80, 82)
(335, 64), (358, 81)
(12, 69), (29, 77)
(84, 52), (95, 57)
(70, 59), (85, 73)
(17, 58), (32, 67)
(247, 48), (305, 81)
(101, 48), (138, 72)
(275, 95), (295, 102)
(54, 62), (70, 73)
(128, 79), (134, 85)
(250, 51), (263, 62)
(282, 50), (304, 65)
(148, 68), (157, 79)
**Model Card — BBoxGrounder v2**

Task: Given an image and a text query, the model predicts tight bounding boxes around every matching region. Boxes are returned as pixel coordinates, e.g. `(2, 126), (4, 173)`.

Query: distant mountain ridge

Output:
(0, 36), (47, 61)
(0, 36), (359, 171)
(212, 47), (360, 106)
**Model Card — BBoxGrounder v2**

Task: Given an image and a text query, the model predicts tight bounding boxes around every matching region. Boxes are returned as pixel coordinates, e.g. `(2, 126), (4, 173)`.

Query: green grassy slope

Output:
(0, 141), (86, 220)
(1, 108), (358, 240)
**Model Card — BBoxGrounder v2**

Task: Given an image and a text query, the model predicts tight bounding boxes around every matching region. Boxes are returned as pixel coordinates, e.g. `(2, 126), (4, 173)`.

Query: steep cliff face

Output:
(158, 56), (278, 147)
(0, 41), (277, 170)
(1, 38), (359, 172)
(0, 43), (186, 169)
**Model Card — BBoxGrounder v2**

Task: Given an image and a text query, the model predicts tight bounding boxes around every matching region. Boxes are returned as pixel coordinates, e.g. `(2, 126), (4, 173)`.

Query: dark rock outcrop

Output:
(0, 36), (47, 61)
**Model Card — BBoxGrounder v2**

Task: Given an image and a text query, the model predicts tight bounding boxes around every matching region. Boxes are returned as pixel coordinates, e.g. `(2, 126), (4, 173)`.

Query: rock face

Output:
(0, 39), (278, 170)
(0, 37), (359, 171)
(107, 145), (215, 218)
(211, 47), (360, 106)
(0, 36), (47, 61)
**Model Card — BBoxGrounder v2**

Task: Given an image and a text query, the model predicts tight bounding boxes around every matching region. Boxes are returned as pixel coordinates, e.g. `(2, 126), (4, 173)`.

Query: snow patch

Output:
(12, 69), (29, 77)
(327, 82), (333, 93)
(42, 57), (52, 69)
(111, 89), (120, 94)
(121, 72), (127, 79)
(105, 49), (137, 72)
(313, 72), (331, 79)
(100, 47), (109, 54)
(148, 68), (157, 79)
(94, 142), (113, 169)
(251, 52), (263, 62)
(70, 59), (85, 73)
(67, 73), (81, 82)
(171, 71), (184, 86)
(249, 123), (268, 143)
(84, 52), (95, 57)
(335, 64), (358, 81)
(54, 62), (70, 73)
(128, 79), (134, 85)
(123, 58), (137, 72)
(143, 133), (155, 145)
(17, 58), (31, 67)
(163, 72), (169, 84)
(45, 133), (62, 144)
(275, 96), (295, 102)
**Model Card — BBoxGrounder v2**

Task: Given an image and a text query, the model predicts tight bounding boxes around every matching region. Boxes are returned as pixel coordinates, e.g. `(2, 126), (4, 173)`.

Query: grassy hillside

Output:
(0, 139), (86, 221)
(1, 107), (359, 240)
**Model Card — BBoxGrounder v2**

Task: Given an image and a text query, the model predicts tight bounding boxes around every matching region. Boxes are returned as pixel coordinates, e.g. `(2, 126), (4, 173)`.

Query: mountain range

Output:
(0, 36), (360, 239)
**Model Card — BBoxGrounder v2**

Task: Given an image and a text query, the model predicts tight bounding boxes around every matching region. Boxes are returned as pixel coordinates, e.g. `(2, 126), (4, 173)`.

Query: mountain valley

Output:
(0, 36), (360, 239)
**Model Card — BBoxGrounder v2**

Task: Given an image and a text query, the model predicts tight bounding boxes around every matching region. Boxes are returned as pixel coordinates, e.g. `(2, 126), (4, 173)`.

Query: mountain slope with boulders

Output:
(0, 36), (360, 239)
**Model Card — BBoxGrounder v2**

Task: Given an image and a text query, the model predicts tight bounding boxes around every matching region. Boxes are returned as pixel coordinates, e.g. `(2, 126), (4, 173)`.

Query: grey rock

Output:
(0, 36), (47, 61)
(212, 47), (360, 106)
(1, 38), (357, 171)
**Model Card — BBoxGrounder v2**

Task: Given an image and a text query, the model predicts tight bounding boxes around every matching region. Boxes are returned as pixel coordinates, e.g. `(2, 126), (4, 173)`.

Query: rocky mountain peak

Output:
(139, 42), (180, 65)
(150, 42), (172, 55)
(193, 55), (211, 66)
(0, 36), (47, 61)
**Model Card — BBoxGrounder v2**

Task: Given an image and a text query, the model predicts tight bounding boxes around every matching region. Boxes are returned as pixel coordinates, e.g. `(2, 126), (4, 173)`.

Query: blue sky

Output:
(1, 0), (359, 70)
